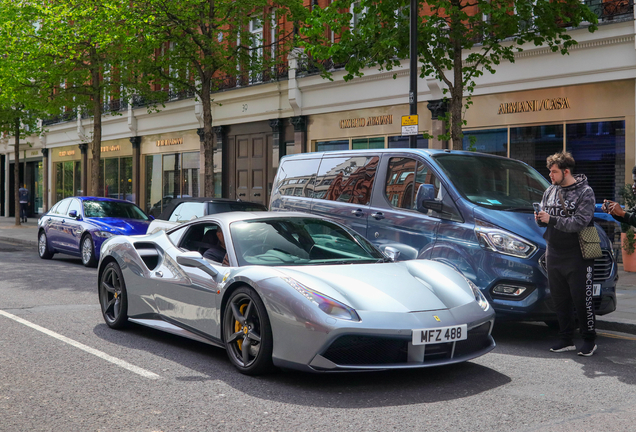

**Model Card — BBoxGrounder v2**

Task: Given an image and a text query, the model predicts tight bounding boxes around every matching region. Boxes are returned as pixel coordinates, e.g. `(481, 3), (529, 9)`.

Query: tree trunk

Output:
(200, 79), (215, 197)
(91, 66), (102, 197)
(450, 5), (464, 150)
(14, 117), (21, 226)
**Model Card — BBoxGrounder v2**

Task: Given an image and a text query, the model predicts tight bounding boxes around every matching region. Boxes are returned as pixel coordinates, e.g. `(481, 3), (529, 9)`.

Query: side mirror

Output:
(177, 251), (219, 277)
(416, 184), (443, 213)
(383, 246), (401, 262)
(148, 215), (155, 221)
(68, 210), (80, 219)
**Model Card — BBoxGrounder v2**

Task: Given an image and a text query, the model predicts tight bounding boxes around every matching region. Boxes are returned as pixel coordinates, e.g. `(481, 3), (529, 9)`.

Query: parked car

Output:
(38, 197), (152, 267)
(146, 197), (267, 233)
(270, 149), (618, 325)
(97, 212), (495, 375)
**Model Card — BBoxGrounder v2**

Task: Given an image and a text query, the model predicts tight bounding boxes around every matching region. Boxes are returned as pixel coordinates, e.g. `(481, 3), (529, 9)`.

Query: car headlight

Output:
(94, 231), (114, 238)
(282, 277), (360, 321)
(465, 277), (490, 311)
(475, 221), (536, 258)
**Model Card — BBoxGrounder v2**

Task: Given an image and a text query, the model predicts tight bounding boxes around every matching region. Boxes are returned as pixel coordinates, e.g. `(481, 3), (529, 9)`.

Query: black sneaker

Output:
(577, 341), (597, 357)
(550, 340), (576, 352)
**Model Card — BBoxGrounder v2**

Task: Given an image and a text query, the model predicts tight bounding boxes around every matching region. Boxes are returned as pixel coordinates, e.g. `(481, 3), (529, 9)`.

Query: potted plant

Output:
(618, 184), (636, 271)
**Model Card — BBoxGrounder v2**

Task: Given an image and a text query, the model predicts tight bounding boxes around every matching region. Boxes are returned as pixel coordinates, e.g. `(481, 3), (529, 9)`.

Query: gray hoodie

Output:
(537, 174), (595, 251)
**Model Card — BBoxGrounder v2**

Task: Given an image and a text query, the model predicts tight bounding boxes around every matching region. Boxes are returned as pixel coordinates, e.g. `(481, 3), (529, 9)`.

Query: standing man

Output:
(602, 165), (636, 227)
(535, 151), (597, 356)
(18, 184), (30, 223)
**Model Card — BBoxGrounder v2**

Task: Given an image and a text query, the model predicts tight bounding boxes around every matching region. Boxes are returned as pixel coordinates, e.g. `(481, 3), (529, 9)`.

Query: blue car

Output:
(37, 197), (152, 267)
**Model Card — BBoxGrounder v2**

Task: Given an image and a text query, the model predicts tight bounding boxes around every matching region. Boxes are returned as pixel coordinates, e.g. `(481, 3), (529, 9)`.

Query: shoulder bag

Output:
(558, 190), (602, 260)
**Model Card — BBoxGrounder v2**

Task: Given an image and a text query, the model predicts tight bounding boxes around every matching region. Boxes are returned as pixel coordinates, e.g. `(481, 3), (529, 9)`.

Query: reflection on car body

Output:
(98, 211), (495, 375)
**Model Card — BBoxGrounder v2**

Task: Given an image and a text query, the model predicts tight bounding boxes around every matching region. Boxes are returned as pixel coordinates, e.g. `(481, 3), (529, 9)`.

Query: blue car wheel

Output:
(81, 235), (97, 267)
(38, 231), (54, 259)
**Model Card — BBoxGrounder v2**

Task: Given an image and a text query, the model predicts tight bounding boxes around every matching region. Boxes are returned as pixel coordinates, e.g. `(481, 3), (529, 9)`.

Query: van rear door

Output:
(310, 155), (380, 237)
(367, 155), (441, 260)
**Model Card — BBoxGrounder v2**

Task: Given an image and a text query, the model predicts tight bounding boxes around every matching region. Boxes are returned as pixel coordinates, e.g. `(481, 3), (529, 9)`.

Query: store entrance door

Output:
(235, 134), (267, 206)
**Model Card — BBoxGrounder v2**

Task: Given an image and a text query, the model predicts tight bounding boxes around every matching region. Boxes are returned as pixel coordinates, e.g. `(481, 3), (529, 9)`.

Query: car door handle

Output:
(155, 271), (163, 278)
(47, 218), (51, 222)
(371, 212), (385, 220)
(351, 209), (364, 217)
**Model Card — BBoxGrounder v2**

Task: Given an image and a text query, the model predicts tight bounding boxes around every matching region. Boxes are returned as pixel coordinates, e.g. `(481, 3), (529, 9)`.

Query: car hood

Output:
(275, 260), (475, 313)
(472, 205), (547, 246)
(87, 218), (151, 235)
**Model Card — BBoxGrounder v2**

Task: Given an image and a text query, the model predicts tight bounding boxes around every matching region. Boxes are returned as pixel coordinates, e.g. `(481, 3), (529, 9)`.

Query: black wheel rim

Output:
(225, 293), (262, 368)
(100, 267), (122, 323)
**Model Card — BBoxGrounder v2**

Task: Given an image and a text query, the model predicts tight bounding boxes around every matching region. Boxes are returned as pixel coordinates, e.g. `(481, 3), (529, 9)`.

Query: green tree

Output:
(0, 1), (48, 224)
(130, 0), (308, 196)
(302, 0), (598, 148)
(22, 0), (142, 196)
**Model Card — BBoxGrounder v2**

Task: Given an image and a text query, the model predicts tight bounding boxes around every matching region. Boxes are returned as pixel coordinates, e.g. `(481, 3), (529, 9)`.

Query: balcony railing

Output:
(586, 0), (633, 21)
(41, 110), (77, 126)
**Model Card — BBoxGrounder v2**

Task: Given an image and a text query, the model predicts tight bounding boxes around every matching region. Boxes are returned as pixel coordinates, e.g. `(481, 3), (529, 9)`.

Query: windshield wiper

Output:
(502, 207), (534, 213)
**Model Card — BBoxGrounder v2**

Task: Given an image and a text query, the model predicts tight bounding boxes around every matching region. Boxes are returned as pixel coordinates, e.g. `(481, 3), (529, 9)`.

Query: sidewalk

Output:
(1, 216), (635, 334)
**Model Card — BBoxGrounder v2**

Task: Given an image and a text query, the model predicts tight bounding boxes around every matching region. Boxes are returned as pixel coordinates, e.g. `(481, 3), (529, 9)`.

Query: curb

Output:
(596, 320), (636, 335)
(0, 235), (37, 247)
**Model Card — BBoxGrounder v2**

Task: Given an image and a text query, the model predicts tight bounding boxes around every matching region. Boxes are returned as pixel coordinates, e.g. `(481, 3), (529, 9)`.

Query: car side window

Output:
(55, 199), (71, 215)
(272, 158), (320, 199)
(67, 199), (82, 217)
(314, 156), (379, 204)
(49, 201), (61, 214)
(169, 202), (206, 222)
(385, 157), (419, 209)
(167, 226), (189, 247)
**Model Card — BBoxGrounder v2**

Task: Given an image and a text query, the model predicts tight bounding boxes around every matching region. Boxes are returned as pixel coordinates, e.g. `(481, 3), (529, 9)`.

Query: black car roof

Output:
(156, 197), (267, 221)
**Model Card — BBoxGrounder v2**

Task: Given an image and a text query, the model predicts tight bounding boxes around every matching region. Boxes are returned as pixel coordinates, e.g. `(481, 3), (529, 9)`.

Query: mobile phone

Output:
(532, 202), (541, 213)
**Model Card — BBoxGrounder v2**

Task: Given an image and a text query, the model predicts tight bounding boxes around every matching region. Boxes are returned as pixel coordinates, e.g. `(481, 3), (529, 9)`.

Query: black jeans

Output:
(546, 246), (596, 342)
(20, 203), (28, 220)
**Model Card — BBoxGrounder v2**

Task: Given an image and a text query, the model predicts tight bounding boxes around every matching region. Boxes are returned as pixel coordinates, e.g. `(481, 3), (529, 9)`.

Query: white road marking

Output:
(0, 310), (160, 379)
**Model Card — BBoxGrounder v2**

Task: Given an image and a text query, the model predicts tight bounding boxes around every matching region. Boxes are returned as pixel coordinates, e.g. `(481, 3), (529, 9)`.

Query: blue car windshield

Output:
(433, 154), (550, 211)
(230, 218), (384, 267)
(83, 200), (149, 220)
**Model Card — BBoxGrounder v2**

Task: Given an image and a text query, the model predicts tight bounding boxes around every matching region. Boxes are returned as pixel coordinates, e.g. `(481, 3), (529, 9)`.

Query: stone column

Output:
(269, 119), (284, 161)
(427, 99), (449, 150)
(130, 136), (141, 205)
(42, 148), (49, 213)
(290, 116), (307, 154)
(79, 144), (88, 196)
(213, 126), (227, 198)
(5, 152), (10, 217)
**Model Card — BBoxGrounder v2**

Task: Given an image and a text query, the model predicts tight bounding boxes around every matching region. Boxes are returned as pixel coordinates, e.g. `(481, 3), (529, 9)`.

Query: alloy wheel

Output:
(100, 266), (123, 324)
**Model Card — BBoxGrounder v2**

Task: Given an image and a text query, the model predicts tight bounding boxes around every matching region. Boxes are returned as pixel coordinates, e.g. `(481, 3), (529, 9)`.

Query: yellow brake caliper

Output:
(234, 304), (248, 351)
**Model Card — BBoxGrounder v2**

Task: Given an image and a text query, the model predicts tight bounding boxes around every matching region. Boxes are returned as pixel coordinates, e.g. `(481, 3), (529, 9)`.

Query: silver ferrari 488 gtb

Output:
(98, 212), (495, 375)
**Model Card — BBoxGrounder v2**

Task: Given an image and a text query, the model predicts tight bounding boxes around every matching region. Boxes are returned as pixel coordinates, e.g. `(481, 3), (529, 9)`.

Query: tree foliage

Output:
(302, 0), (598, 148)
(129, 0), (308, 196)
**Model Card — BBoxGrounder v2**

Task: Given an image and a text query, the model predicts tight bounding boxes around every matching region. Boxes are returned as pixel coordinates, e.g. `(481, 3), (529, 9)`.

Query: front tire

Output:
(81, 235), (97, 267)
(38, 231), (54, 259)
(99, 261), (129, 329)
(223, 286), (274, 375)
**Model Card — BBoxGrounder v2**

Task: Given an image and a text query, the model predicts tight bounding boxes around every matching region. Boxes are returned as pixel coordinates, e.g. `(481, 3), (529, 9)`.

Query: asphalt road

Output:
(1, 240), (636, 432)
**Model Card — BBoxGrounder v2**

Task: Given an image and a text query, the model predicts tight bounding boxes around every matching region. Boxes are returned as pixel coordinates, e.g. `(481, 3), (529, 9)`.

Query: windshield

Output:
(83, 200), (149, 220)
(433, 154), (550, 210)
(230, 218), (384, 267)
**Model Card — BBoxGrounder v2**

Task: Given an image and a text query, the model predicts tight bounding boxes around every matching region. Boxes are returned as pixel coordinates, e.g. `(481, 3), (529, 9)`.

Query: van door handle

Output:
(351, 209), (364, 217)
(371, 212), (385, 220)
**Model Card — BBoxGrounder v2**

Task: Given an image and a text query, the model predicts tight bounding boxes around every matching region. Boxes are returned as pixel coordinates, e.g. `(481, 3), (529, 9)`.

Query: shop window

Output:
(314, 155), (379, 204)
(352, 137), (384, 150)
(566, 120), (625, 203)
(315, 140), (349, 152)
(462, 129), (507, 156)
(387, 135), (428, 149)
(98, 157), (134, 201)
(74, 161), (82, 196)
(510, 124), (564, 181)
(145, 152), (201, 217)
(55, 161), (80, 203)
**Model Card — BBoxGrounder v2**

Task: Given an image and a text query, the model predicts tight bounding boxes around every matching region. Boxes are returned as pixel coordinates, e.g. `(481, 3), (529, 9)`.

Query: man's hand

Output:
(604, 200), (625, 217)
(535, 210), (550, 224)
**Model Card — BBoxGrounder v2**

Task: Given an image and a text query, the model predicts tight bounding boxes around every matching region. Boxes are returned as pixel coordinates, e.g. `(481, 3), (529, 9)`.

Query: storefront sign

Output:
(101, 145), (121, 153)
(30, 150), (39, 156)
(339, 115), (393, 129)
(156, 138), (184, 146)
(58, 150), (75, 157)
(498, 97), (571, 115)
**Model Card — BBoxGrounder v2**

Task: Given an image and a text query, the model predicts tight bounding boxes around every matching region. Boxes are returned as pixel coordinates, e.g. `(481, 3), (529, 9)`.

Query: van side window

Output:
(314, 156), (379, 204)
(272, 158), (320, 198)
(385, 157), (461, 222)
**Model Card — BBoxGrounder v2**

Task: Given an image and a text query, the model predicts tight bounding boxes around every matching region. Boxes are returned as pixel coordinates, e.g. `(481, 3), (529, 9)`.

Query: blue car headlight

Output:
(475, 221), (536, 258)
(94, 231), (114, 239)
(282, 277), (360, 321)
